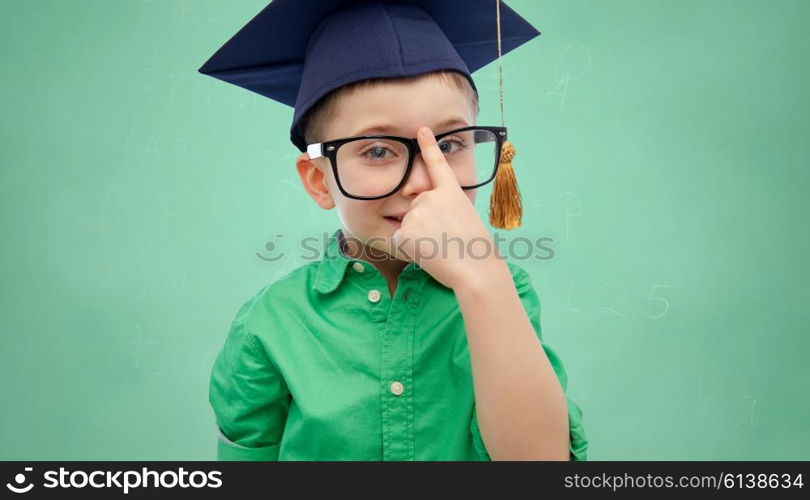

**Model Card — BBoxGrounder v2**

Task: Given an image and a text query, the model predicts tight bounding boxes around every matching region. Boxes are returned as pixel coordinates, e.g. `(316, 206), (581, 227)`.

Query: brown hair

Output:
(302, 70), (480, 146)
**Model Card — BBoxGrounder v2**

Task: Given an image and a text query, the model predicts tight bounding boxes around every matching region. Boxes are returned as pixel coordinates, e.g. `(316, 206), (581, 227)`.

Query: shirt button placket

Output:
(379, 276), (416, 461)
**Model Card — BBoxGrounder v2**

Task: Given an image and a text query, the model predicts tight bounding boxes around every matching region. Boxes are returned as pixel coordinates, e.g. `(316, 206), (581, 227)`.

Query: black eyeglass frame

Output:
(306, 125), (508, 200)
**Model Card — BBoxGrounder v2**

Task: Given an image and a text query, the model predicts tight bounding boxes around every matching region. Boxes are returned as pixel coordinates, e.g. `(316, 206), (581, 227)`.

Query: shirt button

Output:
(367, 289), (381, 303)
(352, 261), (365, 273)
(390, 381), (404, 396)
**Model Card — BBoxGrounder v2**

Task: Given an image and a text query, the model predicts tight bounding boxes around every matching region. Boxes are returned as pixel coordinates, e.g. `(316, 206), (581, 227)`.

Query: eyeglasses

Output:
(306, 126), (507, 200)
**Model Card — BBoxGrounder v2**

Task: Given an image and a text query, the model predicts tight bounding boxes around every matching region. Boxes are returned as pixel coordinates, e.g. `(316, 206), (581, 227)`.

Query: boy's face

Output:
(296, 75), (477, 260)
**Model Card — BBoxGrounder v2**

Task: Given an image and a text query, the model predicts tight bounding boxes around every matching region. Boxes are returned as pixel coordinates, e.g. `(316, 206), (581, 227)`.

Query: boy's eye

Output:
(438, 136), (468, 155)
(359, 144), (398, 162)
(366, 146), (389, 159)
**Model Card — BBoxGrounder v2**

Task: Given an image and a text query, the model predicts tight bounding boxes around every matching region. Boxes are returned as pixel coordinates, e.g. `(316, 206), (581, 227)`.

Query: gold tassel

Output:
(488, 140), (522, 229)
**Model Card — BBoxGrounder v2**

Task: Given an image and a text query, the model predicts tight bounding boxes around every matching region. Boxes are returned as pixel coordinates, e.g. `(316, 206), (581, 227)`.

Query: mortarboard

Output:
(199, 0), (541, 230)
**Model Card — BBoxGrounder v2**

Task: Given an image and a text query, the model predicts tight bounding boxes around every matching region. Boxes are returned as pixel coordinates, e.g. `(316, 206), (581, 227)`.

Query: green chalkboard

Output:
(1, 0), (808, 460)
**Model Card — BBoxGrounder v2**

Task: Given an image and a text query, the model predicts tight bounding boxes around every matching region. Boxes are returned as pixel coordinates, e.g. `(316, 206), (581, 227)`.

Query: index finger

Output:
(416, 126), (458, 190)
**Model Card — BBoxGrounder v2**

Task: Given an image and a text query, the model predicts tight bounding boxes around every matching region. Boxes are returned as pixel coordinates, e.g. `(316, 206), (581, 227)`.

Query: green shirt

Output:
(209, 228), (588, 460)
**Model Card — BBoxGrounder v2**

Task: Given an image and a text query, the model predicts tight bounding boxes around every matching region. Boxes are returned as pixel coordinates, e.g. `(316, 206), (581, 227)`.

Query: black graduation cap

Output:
(199, 0), (540, 230)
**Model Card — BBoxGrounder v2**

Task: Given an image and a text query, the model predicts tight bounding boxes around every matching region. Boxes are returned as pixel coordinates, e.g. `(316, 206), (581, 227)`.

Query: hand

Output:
(391, 126), (505, 290)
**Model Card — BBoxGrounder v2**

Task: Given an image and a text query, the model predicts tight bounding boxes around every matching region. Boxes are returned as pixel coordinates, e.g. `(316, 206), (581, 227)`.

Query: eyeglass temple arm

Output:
(307, 143), (323, 159)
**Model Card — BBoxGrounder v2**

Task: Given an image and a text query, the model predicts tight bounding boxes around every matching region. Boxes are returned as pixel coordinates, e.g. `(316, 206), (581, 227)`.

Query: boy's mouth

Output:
(383, 213), (404, 227)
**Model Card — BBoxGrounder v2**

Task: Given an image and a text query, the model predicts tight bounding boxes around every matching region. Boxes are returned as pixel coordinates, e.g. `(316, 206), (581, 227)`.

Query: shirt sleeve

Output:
(209, 299), (292, 461)
(470, 263), (589, 461)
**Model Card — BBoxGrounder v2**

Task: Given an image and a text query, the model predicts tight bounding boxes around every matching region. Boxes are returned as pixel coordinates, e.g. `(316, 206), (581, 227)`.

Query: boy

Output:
(200, 0), (588, 461)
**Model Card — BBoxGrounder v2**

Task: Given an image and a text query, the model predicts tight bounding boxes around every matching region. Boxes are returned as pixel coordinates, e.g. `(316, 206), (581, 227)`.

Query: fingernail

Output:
(418, 127), (432, 139)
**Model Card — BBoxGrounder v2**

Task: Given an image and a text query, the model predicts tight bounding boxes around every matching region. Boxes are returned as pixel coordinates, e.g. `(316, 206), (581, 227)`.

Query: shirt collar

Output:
(313, 228), (427, 294)
(313, 228), (354, 294)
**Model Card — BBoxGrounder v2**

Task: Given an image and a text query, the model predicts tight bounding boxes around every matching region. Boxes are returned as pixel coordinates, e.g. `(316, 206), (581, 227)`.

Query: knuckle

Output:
(428, 147), (444, 163)
(424, 144), (442, 161)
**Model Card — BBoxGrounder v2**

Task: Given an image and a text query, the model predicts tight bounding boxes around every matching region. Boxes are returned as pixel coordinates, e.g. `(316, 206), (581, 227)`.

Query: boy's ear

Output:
(296, 152), (335, 209)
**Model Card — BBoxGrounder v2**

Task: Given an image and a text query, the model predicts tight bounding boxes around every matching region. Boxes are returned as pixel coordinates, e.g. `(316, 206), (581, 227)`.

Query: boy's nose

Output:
(399, 153), (435, 197)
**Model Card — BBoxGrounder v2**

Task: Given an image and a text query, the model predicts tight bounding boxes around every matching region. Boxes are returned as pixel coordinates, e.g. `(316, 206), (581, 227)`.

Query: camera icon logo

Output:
(6, 467), (34, 494)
